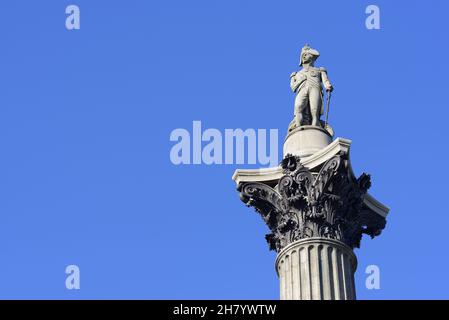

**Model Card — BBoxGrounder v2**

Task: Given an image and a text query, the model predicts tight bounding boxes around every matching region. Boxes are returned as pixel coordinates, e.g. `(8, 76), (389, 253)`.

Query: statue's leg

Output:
(294, 90), (308, 127)
(309, 87), (322, 127)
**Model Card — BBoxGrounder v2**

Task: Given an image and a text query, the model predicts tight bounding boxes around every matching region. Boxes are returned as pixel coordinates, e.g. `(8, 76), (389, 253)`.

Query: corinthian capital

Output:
(237, 154), (386, 252)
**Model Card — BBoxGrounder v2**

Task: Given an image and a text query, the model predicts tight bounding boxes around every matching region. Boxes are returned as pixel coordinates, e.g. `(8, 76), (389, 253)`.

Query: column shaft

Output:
(276, 238), (357, 300)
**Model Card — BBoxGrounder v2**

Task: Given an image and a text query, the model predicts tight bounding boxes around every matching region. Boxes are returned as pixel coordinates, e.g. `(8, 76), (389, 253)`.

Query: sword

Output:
(324, 91), (332, 128)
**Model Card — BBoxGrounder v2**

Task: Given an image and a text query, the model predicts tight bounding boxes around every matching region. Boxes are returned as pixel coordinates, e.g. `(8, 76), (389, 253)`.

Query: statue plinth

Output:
(284, 125), (332, 158)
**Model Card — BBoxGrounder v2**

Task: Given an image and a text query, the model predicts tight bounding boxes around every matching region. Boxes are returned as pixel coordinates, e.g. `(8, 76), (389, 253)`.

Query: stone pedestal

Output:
(276, 238), (357, 300)
(284, 126), (332, 158)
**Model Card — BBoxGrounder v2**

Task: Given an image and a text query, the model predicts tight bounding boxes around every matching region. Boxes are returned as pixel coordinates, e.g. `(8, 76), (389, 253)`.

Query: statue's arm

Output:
(320, 67), (333, 92)
(290, 71), (303, 92)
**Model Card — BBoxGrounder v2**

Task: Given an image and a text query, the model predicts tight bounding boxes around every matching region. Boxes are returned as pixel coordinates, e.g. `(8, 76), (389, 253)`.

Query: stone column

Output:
(232, 46), (389, 300)
(276, 238), (357, 300)
(235, 148), (388, 300)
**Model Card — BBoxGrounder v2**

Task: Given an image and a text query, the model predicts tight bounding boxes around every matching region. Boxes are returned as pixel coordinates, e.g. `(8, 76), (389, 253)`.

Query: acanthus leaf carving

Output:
(237, 154), (386, 252)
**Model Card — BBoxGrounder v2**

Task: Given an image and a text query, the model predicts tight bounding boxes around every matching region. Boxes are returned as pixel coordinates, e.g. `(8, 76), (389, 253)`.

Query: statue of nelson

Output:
(289, 45), (333, 131)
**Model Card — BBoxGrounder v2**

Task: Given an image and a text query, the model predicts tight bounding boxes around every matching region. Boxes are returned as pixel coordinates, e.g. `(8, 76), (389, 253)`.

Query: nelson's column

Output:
(232, 45), (389, 300)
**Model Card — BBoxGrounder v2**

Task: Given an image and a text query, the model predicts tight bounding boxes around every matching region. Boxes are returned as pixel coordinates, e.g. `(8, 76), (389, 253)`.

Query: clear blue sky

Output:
(0, 0), (448, 299)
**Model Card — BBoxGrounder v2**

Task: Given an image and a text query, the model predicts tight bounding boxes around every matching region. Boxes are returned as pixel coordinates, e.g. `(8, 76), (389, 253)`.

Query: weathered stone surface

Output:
(233, 138), (389, 220)
(290, 45), (333, 129)
(232, 46), (389, 300)
(237, 153), (386, 252)
(276, 238), (357, 300)
(283, 125), (332, 158)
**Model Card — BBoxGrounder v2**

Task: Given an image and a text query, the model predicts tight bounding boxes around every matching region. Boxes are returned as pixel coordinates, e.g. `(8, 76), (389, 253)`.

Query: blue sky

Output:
(0, 0), (448, 299)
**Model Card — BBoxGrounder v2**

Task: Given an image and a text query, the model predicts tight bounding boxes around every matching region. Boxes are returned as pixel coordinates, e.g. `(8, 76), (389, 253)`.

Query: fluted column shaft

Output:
(275, 238), (357, 300)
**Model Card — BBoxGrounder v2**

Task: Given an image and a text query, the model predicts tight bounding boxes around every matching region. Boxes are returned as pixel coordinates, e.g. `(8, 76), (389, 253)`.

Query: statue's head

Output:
(300, 44), (320, 66)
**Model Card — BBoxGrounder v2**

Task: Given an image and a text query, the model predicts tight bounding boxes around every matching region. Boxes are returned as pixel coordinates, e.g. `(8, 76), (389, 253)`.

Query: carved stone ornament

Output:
(237, 154), (386, 252)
